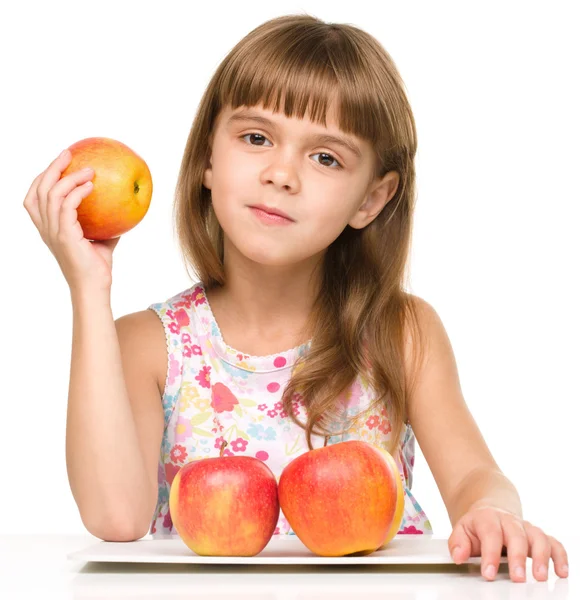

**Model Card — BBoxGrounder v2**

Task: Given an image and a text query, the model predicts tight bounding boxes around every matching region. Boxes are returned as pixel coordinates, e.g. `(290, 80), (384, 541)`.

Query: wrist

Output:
(70, 285), (112, 310)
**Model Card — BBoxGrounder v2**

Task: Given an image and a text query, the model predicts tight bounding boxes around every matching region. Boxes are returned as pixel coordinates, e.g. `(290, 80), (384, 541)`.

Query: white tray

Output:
(67, 534), (507, 565)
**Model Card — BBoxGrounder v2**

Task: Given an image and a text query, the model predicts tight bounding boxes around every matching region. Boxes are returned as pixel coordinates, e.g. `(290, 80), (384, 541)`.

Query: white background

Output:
(1, 0), (578, 542)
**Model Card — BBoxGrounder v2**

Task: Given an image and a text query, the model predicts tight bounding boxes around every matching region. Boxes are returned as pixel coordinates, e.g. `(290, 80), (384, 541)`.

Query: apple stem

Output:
(220, 440), (228, 457)
(324, 435), (329, 447)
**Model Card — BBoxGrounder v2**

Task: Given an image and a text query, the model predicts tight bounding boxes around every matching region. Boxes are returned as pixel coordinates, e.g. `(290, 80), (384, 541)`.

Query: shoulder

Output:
(115, 309), (168, 397)
(401, 293), (451, 391)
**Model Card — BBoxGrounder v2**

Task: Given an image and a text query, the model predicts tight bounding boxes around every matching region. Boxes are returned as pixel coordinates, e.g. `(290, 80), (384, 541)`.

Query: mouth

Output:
(248, 204), (295, 222)
(248, 205), (295, 225)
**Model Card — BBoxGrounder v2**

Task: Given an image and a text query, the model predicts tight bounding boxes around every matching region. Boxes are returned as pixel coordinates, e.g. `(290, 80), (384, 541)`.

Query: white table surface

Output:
(0, 533), (575, 599)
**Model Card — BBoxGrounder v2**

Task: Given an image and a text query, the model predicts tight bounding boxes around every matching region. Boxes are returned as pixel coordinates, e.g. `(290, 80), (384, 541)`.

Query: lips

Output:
(249, 204), (294, 222)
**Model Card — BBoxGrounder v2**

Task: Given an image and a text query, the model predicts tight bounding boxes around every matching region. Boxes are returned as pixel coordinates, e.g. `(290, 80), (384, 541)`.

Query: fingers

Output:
(452, 508), (571, 583)
(502, 517), (529, 582)
(36, 149), (72, 226)
(47, 168), (94, 240)
(58, 179), (95, 243)
(22, 171), (46, 231)
(448, 524), (474, 565)
(473, 509), (503, 580)
(546, 533), (570, 579)
(524, 523), (569, 582)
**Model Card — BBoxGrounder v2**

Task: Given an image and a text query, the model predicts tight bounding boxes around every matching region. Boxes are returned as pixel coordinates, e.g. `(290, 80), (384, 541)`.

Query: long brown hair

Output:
(173, 13), (426, 456)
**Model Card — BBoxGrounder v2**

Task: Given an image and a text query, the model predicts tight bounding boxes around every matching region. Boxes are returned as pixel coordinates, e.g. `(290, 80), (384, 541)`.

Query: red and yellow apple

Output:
(374, 445), (405, 549)
(169, 441), (280, 556)
(278, 439), (404, 556)
(60, 137), (153, 240)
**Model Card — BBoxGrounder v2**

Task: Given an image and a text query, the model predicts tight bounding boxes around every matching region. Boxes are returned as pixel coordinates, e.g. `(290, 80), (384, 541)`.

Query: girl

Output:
(23, 13), (569, 583)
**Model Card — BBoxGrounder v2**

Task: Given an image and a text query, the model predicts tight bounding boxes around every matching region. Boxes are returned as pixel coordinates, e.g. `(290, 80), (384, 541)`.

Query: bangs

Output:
(214, 24), (384, 147)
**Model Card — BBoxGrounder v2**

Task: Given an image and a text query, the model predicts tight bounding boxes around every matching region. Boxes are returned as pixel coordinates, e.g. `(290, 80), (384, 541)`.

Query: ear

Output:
(348, 170), (400, 230)
(203, 129), (216, 191)
(202, 152), (213, 191)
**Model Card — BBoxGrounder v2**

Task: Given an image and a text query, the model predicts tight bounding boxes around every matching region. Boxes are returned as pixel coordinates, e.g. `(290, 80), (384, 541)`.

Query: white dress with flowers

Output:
(147, 282), (433, 537)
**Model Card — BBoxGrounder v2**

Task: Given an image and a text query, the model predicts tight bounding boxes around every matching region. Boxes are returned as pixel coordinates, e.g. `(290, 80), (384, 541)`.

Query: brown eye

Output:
(240, 133), (342, 169)
(243, 133), (270, 147)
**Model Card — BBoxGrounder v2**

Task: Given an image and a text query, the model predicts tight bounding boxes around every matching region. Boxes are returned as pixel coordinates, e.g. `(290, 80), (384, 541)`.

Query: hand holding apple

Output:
(169, 441), (280, 556)
(60, 137), (152, 241)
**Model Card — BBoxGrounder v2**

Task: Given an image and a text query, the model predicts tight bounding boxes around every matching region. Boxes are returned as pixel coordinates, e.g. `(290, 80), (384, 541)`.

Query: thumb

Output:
(102, 236), (121, 250)
(91, 235), (121, 251)
(448, 523), (473, 565)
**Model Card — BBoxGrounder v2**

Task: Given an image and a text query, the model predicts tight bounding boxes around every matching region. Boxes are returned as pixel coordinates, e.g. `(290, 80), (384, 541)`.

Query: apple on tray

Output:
(169, 440), (280, 556)
(278, 439), (405, 557)
(60, 137), (153, 241)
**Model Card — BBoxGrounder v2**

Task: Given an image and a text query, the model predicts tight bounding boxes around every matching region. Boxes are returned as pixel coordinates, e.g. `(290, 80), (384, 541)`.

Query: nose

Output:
(260, 153), (300, 192)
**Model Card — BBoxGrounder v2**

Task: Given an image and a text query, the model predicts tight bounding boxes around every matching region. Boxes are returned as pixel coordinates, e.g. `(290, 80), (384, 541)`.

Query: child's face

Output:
(203, 100), (399, 267)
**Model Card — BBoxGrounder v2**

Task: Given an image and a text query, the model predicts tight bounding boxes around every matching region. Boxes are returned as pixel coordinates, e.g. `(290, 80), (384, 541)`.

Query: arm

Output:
(66, 289), (165, 541)
(403, 295), (521, 527)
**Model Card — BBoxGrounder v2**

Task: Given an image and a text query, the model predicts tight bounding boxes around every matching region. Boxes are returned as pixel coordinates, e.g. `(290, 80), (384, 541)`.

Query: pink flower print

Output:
(175, 416), (193, 443)
(192, 286), (206, 306)
(211, 382), (240, 412)
(366, 415), (380, 430)
(192, 345), (202, 356)
(175, 299), (192, 310)
(267, 409), (278, 418)
(196, 365), (212, 389)
(214, 436), (226, 450)
(181, 333), (191, 343)
(402, 525), (423, 534)
(183, 345), (194, 358)
(174, 308), (190, 328)
(258, 404), (267, 411)
(152, 524), (157, 534)
(274, 526), (280, 535)
(170, 444), (188, 463)
(164, 462), (181, 486)
(229, 437), (249, 452)
(167, 308), (190, 334)
(274, 401), (283, 410)
(280, 410), (288, 418)
(167, 355), (180, 387)
(378, 418), (392, 435)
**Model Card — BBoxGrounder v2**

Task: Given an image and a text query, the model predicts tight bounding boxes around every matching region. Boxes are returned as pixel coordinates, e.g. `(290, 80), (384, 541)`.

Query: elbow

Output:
(82, 513), (151, 542)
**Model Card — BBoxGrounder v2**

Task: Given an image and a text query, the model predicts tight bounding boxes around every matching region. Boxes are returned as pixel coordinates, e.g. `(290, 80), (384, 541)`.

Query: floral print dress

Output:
(147, 282), (433, 538)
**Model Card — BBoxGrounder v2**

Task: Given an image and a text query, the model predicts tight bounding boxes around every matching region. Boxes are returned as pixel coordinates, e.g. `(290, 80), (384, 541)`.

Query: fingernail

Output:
(452, 547), (461, 562)
(485, 564), (496, 579)
(82, 167), (93, 173)
(562, 564), (569, 575)
(538, 564), (547, 578)
(60, 149), (69, 159)
(515, 566), (525, 579)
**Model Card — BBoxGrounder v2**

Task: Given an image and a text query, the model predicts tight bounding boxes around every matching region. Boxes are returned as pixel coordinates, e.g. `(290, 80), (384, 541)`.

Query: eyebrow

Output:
(226, 110), (363, 159)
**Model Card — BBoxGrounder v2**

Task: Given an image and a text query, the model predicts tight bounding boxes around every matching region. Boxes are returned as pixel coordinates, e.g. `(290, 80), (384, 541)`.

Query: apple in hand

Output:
(60, 137), (153, 240)
(169, 441), (280, 556)
(278, 439), (403, 556)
